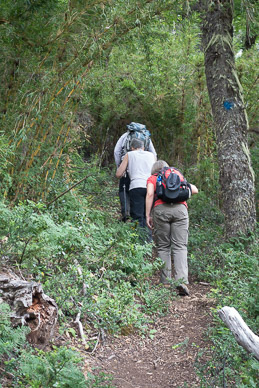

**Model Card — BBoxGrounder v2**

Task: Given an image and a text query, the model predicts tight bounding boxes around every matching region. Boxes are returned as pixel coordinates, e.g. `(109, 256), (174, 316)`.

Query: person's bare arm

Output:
(116, 153), (129, 178)
(190, 184), (198, 195)
(146, 182), (155, 229)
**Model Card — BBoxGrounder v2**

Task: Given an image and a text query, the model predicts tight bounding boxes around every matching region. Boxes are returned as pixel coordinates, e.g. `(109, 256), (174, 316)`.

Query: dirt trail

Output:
(93, 282), (214, 388)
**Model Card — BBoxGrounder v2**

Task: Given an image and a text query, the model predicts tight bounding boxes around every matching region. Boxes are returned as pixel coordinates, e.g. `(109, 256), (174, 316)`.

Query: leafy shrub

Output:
(0, 163), (171, 336)
(139, 282), (174, 316)
(18, 346), (87, 388)
(0, 304), (114, 387)
(0, 133), (13, 196)
(195, 321), (259, 388)
(189, 203), (259, 387)
(0, 303), (29, 362)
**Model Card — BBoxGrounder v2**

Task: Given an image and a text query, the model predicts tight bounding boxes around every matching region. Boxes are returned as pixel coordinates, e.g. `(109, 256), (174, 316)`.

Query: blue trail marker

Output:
(223, 100), (234, 110)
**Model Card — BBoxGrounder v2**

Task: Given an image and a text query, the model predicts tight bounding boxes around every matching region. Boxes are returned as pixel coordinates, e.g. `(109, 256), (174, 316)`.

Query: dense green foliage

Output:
(0, 164), (174, 386)
(0, 0), (258, 204)
(0, 164), (172, 335)
(0, 303), (114, 387)
(188, 196), (259, 387)
(0, 164), (258, 387)
(0, 0), (181, 202)
(0, 0), (258, 386)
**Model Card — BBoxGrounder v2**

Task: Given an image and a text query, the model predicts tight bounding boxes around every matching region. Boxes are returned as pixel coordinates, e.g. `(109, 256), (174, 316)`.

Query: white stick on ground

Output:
(218, 306), (259, 361)
(76, 263), (87, 296)
(75, 312), (87, 345)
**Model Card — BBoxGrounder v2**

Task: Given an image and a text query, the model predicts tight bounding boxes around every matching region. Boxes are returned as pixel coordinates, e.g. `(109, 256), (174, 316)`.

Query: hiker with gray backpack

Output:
(116, 138), (156, 241)
(114, 122), (157, 221)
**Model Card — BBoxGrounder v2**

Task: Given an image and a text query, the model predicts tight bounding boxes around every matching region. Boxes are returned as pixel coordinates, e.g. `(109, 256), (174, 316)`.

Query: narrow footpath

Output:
(91, 282), (214, 388)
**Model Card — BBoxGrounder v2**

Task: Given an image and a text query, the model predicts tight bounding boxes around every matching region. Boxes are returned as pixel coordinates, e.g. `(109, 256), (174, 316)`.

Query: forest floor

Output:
(87, 275), (215, 388)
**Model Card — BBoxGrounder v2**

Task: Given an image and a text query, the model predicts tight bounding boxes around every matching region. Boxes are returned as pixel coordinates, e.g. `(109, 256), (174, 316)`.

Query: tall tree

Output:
(200, 0), (256, 237)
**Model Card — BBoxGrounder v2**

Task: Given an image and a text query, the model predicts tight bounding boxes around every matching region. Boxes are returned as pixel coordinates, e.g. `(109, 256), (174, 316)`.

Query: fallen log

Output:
(0, 272), (58, 347)
(218, 306), (259, 361)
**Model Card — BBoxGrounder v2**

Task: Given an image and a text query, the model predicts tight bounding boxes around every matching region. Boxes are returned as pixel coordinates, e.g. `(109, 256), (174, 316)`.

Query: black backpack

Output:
(156, 167), (191, 203)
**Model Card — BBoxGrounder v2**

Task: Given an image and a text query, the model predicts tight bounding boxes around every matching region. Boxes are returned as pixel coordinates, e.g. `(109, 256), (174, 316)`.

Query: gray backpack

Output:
(122, 122), (151, 157)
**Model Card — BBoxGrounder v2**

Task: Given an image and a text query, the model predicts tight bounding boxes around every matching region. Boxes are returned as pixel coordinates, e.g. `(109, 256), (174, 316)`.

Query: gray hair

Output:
(130, 138), (144, 149)
(151, 160), (169, 175)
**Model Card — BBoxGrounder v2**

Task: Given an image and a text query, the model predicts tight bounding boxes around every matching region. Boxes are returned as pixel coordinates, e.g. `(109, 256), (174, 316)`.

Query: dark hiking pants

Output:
(119, 173), (130, 220)
(129, 187), (147, 228)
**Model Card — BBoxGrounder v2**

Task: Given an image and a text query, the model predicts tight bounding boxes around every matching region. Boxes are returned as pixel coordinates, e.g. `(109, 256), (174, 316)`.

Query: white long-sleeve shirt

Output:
(114, 132), (157, 167)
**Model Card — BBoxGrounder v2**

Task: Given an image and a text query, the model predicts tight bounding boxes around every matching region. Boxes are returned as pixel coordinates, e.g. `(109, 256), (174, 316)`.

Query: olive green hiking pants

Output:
(153, 203), (189, 284)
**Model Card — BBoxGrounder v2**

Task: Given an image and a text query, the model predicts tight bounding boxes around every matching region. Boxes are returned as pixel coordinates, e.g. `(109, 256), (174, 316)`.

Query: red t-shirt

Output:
(147, 174), (188, 208)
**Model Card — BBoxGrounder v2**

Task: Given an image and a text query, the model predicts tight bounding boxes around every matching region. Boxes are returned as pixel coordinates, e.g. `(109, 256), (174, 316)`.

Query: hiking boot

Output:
(176, 284), (190, 296)
(120, 215), (130, 222)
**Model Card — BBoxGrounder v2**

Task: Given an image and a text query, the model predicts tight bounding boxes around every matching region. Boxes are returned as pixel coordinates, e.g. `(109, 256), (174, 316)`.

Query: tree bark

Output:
(201, 0), (256, 237)
(0, 272), (58, 347)
(218, 306), (259, 361)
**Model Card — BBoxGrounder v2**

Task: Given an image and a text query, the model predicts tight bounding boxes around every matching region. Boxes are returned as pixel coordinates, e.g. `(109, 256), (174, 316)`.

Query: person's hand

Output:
(146, 215), (153, 229)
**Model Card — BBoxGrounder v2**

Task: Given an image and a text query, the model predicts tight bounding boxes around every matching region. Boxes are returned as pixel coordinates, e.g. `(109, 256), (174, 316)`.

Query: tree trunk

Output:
(0, 272), (58, 347)
(201, 0), (256, 237)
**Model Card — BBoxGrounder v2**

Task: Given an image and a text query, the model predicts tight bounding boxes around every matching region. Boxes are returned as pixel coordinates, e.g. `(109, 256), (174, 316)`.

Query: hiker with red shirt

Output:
(146, 160), (198, 296)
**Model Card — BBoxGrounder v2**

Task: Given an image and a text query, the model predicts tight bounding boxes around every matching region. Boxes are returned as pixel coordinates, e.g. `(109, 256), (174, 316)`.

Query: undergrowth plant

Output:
(0, 161), (170, 339)
(0, 303), (115, 387)
(1, 159), (258, 386)
(0, 160), (171, 386)
(188, 200), (259, 387)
